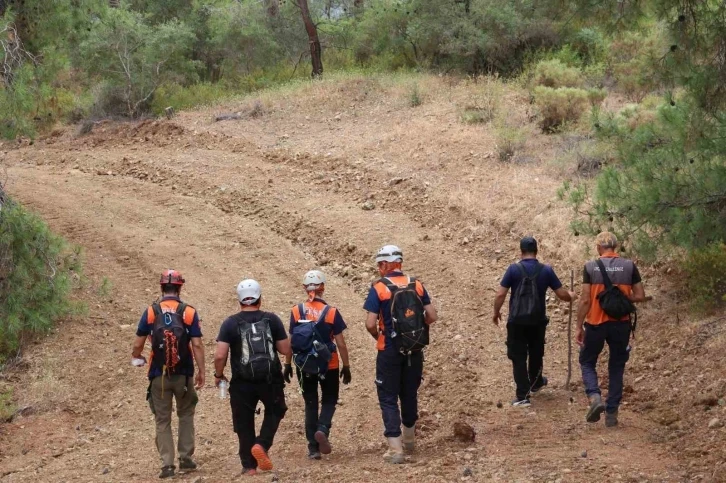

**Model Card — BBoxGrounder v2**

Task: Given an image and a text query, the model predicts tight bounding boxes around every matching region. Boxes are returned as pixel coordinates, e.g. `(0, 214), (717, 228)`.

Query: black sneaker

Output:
(314, 430), (332, 455)
(530, 376), (548, 394)
(179, 457), (197, 472)
(511, 398), (531, 407)
(308, 450), (322, 460)
(159, 466), (175, 479)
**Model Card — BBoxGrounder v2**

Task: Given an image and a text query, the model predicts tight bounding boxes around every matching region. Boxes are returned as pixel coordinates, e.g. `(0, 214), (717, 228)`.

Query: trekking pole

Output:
(565, 269), (574, 390)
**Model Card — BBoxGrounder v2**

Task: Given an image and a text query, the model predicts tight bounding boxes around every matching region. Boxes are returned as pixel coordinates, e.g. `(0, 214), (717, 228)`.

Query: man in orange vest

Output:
(131, 269), (205, 479)
(284, 270), (351, 460)
(576, 232), (646, 427)
(363, 245), (437, 464)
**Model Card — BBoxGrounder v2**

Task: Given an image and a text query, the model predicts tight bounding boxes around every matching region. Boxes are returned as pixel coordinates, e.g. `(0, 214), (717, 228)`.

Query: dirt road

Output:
(0, 76), (695, 482)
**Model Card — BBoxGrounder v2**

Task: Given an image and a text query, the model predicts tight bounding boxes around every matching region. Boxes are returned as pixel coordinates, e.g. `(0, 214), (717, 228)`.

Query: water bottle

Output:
(219, 380), (228, 399)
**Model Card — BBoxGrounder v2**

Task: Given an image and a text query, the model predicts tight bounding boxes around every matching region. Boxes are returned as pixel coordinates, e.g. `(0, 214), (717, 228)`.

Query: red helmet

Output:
(160, 269), (185, 286)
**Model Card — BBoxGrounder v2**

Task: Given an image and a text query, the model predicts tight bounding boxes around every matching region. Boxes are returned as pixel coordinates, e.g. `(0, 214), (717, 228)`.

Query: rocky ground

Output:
(0, 74), (723, 482)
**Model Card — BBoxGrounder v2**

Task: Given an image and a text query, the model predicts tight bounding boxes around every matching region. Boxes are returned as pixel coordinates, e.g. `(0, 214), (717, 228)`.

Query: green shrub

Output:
(408, 83), (422, 107)
(0, 389), (14, 422)
(533, 59), (583, 88)
(562, 96), (726, 261)
(683, 243), (726, 312)
(151, 82), (236, 115)
(460, 107), (492, 124)
(0, 197), (83, 364)
(534, 86), (604, 132)
(571, 28), (608, 66)
(78, 7), (199, 117)
(609, 29), (667, 102)
(495, 123), (526, 161)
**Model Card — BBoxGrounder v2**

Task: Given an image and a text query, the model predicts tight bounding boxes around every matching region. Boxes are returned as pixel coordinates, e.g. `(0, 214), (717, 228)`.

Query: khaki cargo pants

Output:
(150, 375), (197, 467)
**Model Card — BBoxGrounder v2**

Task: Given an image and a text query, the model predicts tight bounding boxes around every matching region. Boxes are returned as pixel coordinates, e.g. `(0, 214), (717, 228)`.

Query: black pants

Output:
(506, 323), (546, 400)
(229, 380), (287, 470)
(297, 368), (340, 451)
(375, 349), (423, 438)
(579, 321), (631, 414)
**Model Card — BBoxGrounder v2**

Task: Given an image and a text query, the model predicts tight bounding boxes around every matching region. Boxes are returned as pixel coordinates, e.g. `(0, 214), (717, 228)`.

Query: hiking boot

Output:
(251, 443), (273, 471)
(178, 457), (197, 472)
(314, 430), (332, 455)
(241, 467), (257, 476)
(402, 424), (415, 453)
(511, 398), (531, 408)
(586, 394), (606, 423)
(530, 376), (548, 394)
(383, 436), (405, 464)
(308, 450), (322, 460)
(158, 465), (175, 479)
(605, 410), (619, 427)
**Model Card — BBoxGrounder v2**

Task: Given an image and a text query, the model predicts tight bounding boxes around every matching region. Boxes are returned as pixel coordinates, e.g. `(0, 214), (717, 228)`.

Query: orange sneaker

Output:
(251, 444), (273, 471)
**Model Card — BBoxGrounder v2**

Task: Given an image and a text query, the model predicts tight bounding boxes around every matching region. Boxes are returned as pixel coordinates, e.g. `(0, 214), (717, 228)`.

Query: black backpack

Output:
(150, 302), (191, 375)
(509, 262), (545, 325)
(595, 259), (637, 328)
(382, 277), (429, 353)
(291, 304), (334, 377)
(237, 317), (281, 383)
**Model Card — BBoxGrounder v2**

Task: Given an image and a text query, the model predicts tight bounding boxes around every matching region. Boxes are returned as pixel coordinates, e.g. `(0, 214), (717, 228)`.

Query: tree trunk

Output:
(299, 0), (323, 78)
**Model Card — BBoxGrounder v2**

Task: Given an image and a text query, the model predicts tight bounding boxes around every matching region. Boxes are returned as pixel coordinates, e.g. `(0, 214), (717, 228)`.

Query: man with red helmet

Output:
(131, 269), (205, 479)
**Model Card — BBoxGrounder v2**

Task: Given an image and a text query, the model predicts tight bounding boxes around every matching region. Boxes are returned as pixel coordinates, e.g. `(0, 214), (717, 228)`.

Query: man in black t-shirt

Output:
(214, 279), (292, 476)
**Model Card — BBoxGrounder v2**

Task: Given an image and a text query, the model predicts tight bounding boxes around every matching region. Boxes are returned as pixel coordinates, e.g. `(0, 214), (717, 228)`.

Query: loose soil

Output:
(1, 75), (724, 482)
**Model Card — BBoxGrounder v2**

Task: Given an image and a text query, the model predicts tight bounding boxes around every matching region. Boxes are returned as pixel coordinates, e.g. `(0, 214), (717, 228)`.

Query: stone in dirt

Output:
(453, 422), (476, 442)
(463, 467), (473, 477)
(362, 201), (375, 211)
(708, 418), (722, 429)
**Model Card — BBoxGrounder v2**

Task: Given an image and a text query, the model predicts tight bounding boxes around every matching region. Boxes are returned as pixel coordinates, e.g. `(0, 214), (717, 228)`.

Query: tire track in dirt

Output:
(0, 114), (687, 482)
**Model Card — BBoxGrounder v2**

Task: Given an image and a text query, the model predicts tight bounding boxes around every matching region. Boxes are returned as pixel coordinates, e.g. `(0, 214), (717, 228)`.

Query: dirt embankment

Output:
(1, 75), (723, 482)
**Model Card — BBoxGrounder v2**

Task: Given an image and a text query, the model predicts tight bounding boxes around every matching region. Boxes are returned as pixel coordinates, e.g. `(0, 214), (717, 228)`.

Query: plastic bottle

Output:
(219, 380), (228, 399)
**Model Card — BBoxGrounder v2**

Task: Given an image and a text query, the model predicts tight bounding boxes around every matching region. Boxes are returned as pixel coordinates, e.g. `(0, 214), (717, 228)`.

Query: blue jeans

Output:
(375, 349), (423, 438)
(579, 321), (631, 413)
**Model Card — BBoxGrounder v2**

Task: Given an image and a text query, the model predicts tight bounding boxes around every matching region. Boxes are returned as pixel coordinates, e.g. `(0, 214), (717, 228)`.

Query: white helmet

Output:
(236, 279), (261, 305)
(302, 270), (326, 288)
(375, 244), (403, 263)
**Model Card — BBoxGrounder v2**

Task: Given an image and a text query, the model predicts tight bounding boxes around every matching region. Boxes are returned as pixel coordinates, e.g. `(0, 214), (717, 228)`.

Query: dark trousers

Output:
(375, 349), (423, 438)
(229, 381), (287, 470)
(579, 321), (631, 414)
(506, 323), (547, 400)
(297, 368), (340, 451)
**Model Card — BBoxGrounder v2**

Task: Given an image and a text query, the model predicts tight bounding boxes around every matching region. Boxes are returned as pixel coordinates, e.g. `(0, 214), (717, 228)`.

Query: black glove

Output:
(340, 366), (352, 385)
(283, 364), (293, 384)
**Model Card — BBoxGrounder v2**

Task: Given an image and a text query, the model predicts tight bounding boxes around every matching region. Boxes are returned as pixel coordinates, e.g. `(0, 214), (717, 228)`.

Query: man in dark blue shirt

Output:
(493, 237), (576, 407)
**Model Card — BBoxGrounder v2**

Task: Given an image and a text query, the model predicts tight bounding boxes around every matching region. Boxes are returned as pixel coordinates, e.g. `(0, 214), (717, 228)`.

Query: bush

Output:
(683, 243), (726, 312)
(408, 83), (422, 107)
(495, 123), (526, 161)
(78, 7), (199, 117)
(609, 29), (667, 102)
(533, 59), (583, 88)
(571, 28), (608, 66)
(0, 196), (82, 364)
(534, 86), (604, 132)
(562, 96), (726, 260)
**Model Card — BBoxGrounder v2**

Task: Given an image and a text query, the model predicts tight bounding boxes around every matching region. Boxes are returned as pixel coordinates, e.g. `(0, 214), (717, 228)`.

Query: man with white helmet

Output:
(363, 245), (438, 464)
(285, 270), (351, 460)
(214, 279), (292, 476)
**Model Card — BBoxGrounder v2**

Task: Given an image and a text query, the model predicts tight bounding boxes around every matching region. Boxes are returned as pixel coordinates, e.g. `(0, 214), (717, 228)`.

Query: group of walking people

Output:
(130, 233), (646, 478)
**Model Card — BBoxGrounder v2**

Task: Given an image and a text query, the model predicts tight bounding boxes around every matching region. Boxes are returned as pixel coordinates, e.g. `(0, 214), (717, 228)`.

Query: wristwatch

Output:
(214, 373), (224, 379)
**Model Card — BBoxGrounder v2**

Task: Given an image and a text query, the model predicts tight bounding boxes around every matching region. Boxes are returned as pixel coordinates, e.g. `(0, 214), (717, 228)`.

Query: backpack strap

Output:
(315, 305), (331, 325)
(297, 303), (306, 321)
(381, 277), (399, 293)
(595, 259), (614, 289)
(406, 276), (417, 290)
(176, 302), (188, 321)
(516, 262), (543, 280)
(150, 303), (162, 324)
